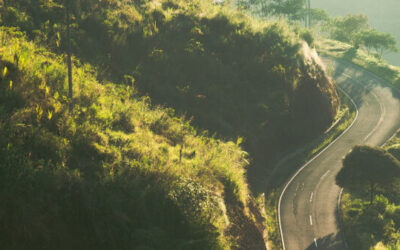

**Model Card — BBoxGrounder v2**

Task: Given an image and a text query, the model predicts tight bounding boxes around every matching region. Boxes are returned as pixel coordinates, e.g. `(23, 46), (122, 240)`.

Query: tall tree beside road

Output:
(358, 29), (398, 57)
(323, 14), (369, 45)
(337, 145), (400, 205)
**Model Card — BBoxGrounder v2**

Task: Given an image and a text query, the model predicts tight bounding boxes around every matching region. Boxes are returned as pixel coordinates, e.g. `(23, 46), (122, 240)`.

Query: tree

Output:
(307, 8), (329, 26)
(358, 29), (398, 57)
(323, 14), (369, 45)
(336, 145), (400, 205)
(237, 0), (307, 21)
(269, 0), (306, 22)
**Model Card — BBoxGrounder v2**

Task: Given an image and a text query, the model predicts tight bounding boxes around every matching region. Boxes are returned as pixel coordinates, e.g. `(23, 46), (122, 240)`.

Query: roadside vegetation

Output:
(238, 2), (400, 249)
(0, 0), (340, 171)
(0, 27), (268, 249)
(264, 90), (357, 249)
(0, 0), (344, 249)
(306, 8), (400, 250)
(337, 146), (400, 249)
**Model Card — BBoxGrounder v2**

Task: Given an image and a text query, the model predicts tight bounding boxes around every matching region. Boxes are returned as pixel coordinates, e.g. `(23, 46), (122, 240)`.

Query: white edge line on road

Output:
(309, 215), (313, 225)
(278, 86), (359, 250)
(364, 92), (385, 142)
(331, 57), (400, 250)
(338, 188), (349, 250)
(314, 238), (318, 247)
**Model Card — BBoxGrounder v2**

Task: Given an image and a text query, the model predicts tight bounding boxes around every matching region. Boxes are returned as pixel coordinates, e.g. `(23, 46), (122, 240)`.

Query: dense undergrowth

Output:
(339, 146), (400, 250)
(0, 0), (340, 176)
(0, 0), (343, 248)
(0, 27), (269, 249)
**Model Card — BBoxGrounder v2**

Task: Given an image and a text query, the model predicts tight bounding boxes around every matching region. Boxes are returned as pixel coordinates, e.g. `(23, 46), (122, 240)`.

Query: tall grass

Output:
(0, 27), (252, 249)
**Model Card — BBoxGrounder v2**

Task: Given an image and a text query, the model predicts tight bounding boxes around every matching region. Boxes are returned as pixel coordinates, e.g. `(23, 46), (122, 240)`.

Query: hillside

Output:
(0, 27), (269, 249)
(0, 0), (341, 248)
(1, 0), (340, 178)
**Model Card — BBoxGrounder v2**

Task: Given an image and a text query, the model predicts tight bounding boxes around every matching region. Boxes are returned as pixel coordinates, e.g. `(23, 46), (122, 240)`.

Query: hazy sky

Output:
(312, 0), (400, 66)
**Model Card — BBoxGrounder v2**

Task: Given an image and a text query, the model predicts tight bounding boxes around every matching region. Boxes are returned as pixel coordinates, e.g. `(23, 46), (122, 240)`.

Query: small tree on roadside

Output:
(323, 14), (369, 45)
(269, 0), (306, 22)
(336, 145), (400, 205)
(358, 29), (398, 57)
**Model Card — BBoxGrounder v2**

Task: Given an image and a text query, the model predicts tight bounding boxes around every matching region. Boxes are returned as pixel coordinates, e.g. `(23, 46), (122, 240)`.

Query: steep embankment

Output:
(0, 28), (267, 249)
(0, 0), (341, 248)
(1, 0), (340, 178)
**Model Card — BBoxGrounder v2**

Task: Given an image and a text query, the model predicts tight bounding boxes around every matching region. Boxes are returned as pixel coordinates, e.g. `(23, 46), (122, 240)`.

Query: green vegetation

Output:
(237, 0), (315, 23)
(0, 0), (344, 248)
(263, 90), (356, 249)
(317, 38), (400, 87)
(322, 14), (369, 46)
(0, 27), (268, 249)
(357, 29), (398, 57)
(0, 0), (339, 172)
(321, 14), (398, 58)
(314, 9), (400, 250)
(338, 146), (400, 250)
(312, 0), (400, 66)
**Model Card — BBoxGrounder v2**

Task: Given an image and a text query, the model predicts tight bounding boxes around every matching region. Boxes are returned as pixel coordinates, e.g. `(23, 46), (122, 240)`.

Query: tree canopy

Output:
(358, 29), (398, 57)
(337, 145), (400, 204)
(323, 14), (369, 45)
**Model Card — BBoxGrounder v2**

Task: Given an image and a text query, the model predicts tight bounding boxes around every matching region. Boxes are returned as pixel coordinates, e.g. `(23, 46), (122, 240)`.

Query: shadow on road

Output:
(305, 232), (345, 250)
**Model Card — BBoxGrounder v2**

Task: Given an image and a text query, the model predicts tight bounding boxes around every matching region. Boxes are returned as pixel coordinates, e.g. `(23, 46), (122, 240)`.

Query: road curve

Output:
(278, 58), (400, 250)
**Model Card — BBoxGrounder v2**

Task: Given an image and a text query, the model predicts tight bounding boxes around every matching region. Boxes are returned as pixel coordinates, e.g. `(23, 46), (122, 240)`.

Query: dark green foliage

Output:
(323, 14), (369, 45)
(338, 145), (400, 249)
(0, 28), (257, 249)
(0, 0), (339, 170)
(299, 28), (314, 46)
(357, 29), (398, 57)
(337, 145), (400, 204)
(237, 0), (307, 21)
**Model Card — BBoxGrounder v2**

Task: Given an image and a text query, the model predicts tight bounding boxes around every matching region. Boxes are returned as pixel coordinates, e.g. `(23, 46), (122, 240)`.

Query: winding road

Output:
(278, 58), (400, 250)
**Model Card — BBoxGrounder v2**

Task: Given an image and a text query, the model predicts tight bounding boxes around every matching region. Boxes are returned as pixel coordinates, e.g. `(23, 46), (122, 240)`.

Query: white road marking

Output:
(309, 215), (313, 225)
(342, 73), (386, 143)
(310, 192), (313, 203)
(314, 238), (318, 247)
(364, 91), (385, 142)
(320, 170), (330, 180)
(278, 86), (359, 250)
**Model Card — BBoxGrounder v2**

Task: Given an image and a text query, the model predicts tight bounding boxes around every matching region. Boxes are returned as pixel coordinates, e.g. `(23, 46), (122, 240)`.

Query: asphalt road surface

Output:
(278, 58), (400, 250)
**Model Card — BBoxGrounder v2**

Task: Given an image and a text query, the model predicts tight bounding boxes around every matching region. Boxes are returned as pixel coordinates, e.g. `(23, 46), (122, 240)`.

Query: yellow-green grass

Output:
(317, 38), (400, 87)
(0, 27), (253, 249)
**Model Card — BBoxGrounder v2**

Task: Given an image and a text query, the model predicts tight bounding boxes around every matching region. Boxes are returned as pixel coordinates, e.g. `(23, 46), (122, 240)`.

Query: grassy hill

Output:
(0, 0), (340, 176)
(0, 27), (269, 249)
(0, 0), (341, 248)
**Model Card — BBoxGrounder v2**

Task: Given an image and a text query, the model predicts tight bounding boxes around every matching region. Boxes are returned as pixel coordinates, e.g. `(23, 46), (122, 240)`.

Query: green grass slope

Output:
(0, 0), (344, 248)
(0, 27), (267, 250)
(317, 38), (400, 87)
(0, 0), (340, 179)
